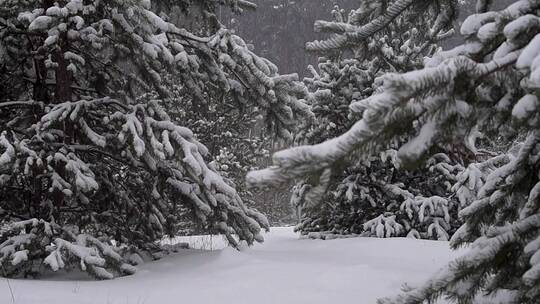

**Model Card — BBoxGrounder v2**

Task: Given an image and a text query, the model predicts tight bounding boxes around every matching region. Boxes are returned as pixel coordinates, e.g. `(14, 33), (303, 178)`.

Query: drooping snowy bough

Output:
(250, 0), (540, 303)
(0, 0), (309, 279)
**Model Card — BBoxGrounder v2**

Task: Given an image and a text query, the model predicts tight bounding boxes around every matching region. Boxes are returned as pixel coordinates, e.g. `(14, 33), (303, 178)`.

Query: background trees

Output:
(222, 0), (486, 76)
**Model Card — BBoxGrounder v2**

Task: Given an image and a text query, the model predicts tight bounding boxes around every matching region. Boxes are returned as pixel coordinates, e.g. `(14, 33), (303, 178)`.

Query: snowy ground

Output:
(1, 227), (466, 304)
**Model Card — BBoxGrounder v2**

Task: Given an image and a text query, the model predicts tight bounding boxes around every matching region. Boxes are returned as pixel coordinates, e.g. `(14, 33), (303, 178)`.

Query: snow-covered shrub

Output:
(0, 219), (135, 279)
(295, 153), (464, 241)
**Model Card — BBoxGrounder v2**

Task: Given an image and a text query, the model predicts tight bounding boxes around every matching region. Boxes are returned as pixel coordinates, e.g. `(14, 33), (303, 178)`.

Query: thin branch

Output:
(0, 101), (43, 109)
(22, 77), (97, 93)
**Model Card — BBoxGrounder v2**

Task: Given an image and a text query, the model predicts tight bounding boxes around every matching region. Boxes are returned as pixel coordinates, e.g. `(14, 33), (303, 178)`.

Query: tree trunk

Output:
(53, 32), (72, 103)
(51, 31), (73, 220)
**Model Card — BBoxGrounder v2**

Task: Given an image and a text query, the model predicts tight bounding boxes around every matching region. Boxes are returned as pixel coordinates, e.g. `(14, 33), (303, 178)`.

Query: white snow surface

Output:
(1, 227), (466, 304)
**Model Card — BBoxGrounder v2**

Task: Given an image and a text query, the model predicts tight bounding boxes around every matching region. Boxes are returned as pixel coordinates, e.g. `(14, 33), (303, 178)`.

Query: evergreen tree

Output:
(289, 3), (464, 240)
(0, 0), (309, 279)
(161, 74), (276, 231)
(249, 0), (540, 302)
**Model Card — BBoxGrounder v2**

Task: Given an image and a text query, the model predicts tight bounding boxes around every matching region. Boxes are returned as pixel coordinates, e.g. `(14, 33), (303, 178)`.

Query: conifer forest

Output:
(1, 0), (539, 303)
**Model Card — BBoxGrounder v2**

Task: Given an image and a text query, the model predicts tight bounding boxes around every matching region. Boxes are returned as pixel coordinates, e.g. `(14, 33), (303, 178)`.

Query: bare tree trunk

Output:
(51, 30), (73, 220)
(53, 33), (72, 103)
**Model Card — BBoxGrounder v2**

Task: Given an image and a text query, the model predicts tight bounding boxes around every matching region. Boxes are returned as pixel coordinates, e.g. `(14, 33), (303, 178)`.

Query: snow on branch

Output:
(0, 219), (135, 279)
(247, 51), (520, 189)
(306, 0), (457, 52)
(306, 0), (416, 51)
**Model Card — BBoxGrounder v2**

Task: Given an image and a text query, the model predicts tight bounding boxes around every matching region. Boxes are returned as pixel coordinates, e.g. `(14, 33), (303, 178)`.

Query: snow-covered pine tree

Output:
(249, 0), (540, 302)
(0, 0), (309, 279)
(289, 3), (464, 240)
(161, 75), (275, 232)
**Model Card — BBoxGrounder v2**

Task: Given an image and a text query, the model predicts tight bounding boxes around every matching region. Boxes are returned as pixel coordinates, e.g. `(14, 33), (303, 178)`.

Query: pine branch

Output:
(48, 143), (143, 168)
(248, 51), (520, 189)
(306, 0), (415, 52)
